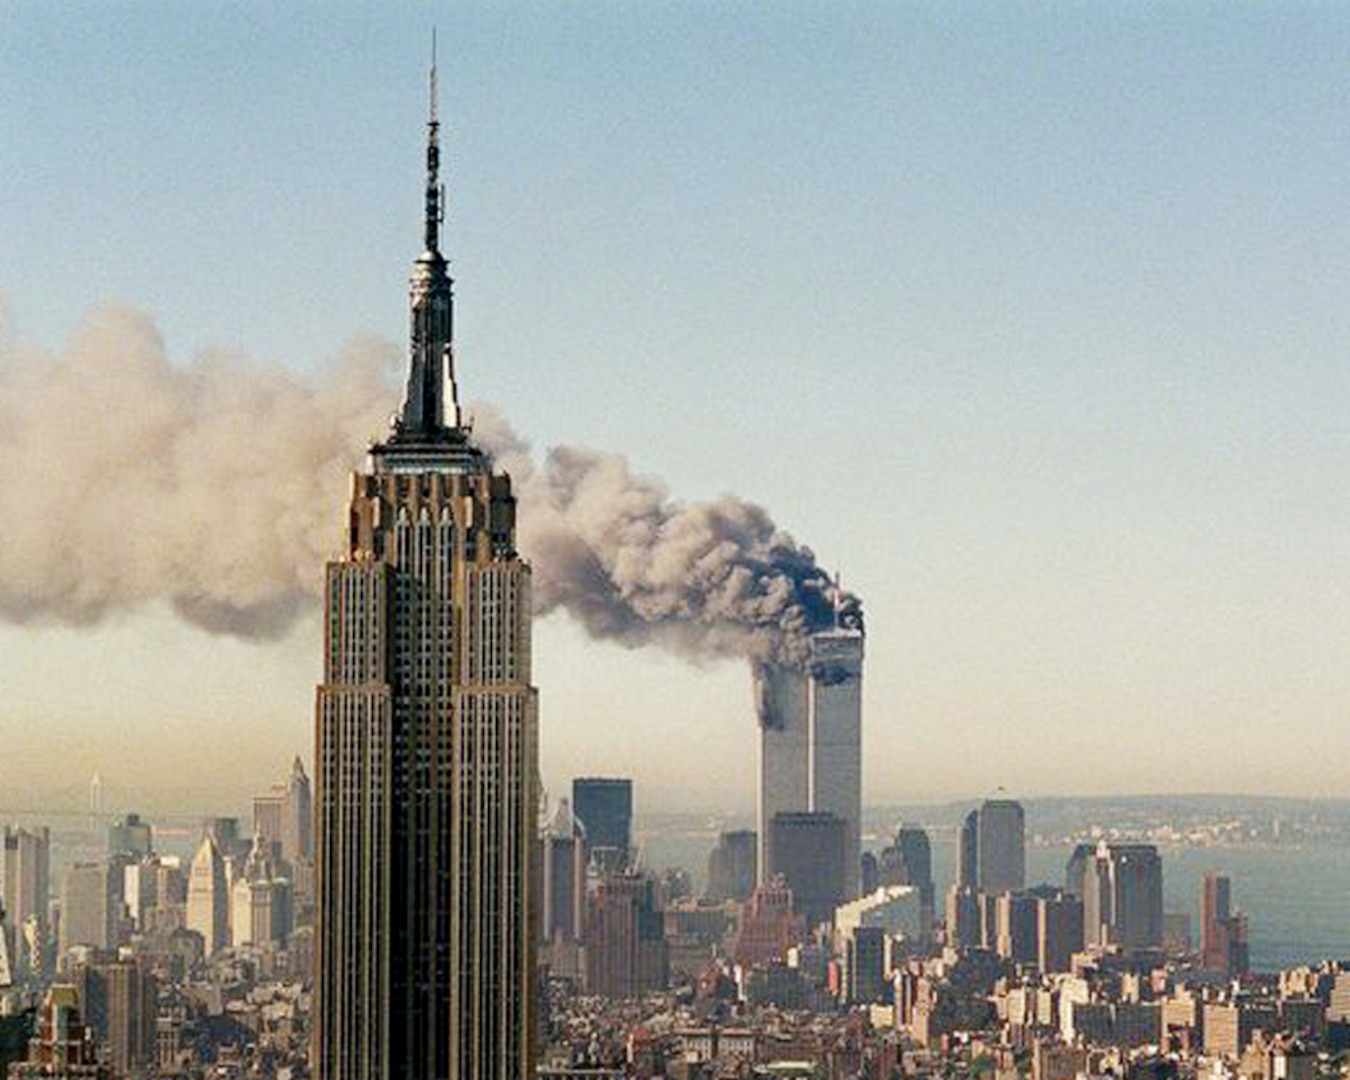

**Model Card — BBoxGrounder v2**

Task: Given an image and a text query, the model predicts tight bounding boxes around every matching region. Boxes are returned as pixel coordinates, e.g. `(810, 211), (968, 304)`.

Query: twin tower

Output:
(756, 621), (865, 898)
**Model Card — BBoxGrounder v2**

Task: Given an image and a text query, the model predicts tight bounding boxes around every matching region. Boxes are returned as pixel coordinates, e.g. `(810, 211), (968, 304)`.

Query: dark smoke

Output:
(0, 305), (861, 663)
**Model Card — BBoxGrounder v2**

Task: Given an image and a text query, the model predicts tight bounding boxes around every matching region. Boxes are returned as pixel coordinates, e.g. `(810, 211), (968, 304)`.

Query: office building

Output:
(313, 63), (538, 1080)
(71, 959), (157, 1079)
(1036, 891), (1084, 974)
(756, 613), (865, 898)
(60, 864), (119, 958)
(809, 624), (864, 895)
(733, 878), (806, 967)
(1082, 842), (1163, 951)
(572, 778), (633, 870)
(945, 885), (981, 950)
(880, 825), (934, 935)
(1200, 872), (1249, 976)
(9, 985), (108, 1080)
(1, 827), (50, 975)
(230, 835), (292, 950)
(995, 892), (1038, 964)
(706, 830), (757, 903)
(185, 835), (229, 957)
(253, 757), (313, 870)
(542, 799), (585, 944)
(976, 799), (1025, 894)
(121, 857), (160, 933)
(843, 925), (887, 1004)
(1065, 842), (1095, 896)
(957, 810), (979, 888)
(756, 663), (811, 882)
(583, 873), (666, 1000)
(107, 814), (152, 860)
(768, 812), (847, 929)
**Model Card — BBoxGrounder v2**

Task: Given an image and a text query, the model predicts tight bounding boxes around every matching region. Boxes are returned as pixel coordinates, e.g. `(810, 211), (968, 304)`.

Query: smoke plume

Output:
(0, 305), (860, 662)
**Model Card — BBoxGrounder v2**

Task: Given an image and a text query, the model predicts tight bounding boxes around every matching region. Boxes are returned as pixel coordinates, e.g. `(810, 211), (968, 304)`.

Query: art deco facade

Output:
(314, 66), (538, 1080)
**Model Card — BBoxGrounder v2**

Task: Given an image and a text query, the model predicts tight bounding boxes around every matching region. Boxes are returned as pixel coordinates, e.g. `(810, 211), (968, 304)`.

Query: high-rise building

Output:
(1065, 841), (1095, 897)
(313, 63), (538, 1080)
(756, 618), (865, 896)
(230, 834), (293, 950)
(106, 815), (152, 860)
(843, 925), (887, 1004)
(1036, 890), (1084, 974)
(253, 758), (313, 870)
(733, 878), (807, 967)
(1200, 872), (1248, 977)
(185, 835), (228, 957)
(995, 892), (1038, 964)
(541, 799), (585, 944)
(879, 825), (934, 935)
(706, 830), (757, 903)
(957, 810), (979, 888)
(767, 812), (847, 929)
(756, 664), (810, 882)
(1, 827), (50, 975)
(71, 959), (157, 1079)
(583, 873), (667, 1000)
(9, 985), (108, 1080)
(571, 778), (633, 870)
(59, 864), (119, 958)
(976, 799), (1025, 894)
(809, 624), (864, 895)
(1081, 842), (1163, 952)
(945, 884), (980, 950)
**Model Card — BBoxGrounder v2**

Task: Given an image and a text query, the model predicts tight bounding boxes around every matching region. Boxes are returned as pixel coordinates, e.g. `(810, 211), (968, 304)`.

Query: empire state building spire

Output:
(396, 35), (461, 439)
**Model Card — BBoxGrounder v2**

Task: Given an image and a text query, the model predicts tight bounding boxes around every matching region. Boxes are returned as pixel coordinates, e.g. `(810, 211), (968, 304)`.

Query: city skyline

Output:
(4, 7), (1350, 805)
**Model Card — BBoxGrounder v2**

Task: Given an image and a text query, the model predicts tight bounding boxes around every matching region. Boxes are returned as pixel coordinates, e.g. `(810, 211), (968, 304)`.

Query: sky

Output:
(2, 3), (1349, 811)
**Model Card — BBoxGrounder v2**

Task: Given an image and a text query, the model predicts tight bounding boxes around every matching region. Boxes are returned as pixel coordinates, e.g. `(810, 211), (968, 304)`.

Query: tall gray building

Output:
(975, 798), (1025, 894)
(809, 625), (864, 895)
(314, 61), (538, 1080)
(1, 826), (49, 975)
(756, 617), (864, 896)
(571, 778), (632, 868)
(1082, 841), (1163, 952)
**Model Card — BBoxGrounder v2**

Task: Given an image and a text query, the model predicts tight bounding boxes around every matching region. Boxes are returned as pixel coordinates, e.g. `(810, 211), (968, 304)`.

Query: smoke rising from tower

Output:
(0, 305), (861, 662)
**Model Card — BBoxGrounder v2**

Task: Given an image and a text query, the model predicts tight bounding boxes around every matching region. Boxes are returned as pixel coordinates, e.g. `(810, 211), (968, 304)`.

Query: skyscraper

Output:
(1081, 841), (1163, 952)
(185, 835), (229, 957)
(571, 778), (633, 869)
(767, 811), (848, 929)
(756, 616), (865, 895)
(756, 664), (811, 882)
(975, 798), (1025, 895)
(957, 809), (979, 888)
(809, 624), (864, 894)
(1200, 872), (1248, 976)
(314, 60), (538, 1080)
(542, 799), (585, 944)
(1, 827), (50, 975)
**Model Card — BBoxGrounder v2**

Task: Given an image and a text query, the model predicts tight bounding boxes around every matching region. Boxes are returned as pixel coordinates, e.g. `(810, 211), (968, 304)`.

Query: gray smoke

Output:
(0, 305), (860, 661)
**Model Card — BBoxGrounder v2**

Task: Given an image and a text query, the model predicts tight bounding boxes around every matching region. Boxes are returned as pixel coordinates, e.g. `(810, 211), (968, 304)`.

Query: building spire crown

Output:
(391, 31), (464, 447)
(424, 30), (443, 254)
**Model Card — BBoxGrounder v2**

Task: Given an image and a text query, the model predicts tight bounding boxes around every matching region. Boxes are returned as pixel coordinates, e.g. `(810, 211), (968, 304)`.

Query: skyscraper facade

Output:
(975, 799), (1026, 895)
(1082, 842), (1163, 952)
(571, 778), (633, 868)
(756, 664), (811, 882)
(756, 619), (865, 896)
(185, 835), (229, 957)
(1, 827), (50, 975)
(314, 65), (538, 1080)
(767, 811), (848, 929)
(809, 626), (864, 894)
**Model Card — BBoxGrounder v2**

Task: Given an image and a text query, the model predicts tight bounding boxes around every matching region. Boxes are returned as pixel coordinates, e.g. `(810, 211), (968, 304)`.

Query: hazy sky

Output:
(2, 4), (1349, 810)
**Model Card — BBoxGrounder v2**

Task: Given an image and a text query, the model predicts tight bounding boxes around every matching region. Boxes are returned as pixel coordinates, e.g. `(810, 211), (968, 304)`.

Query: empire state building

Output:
(314, 63), (538, 1080)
